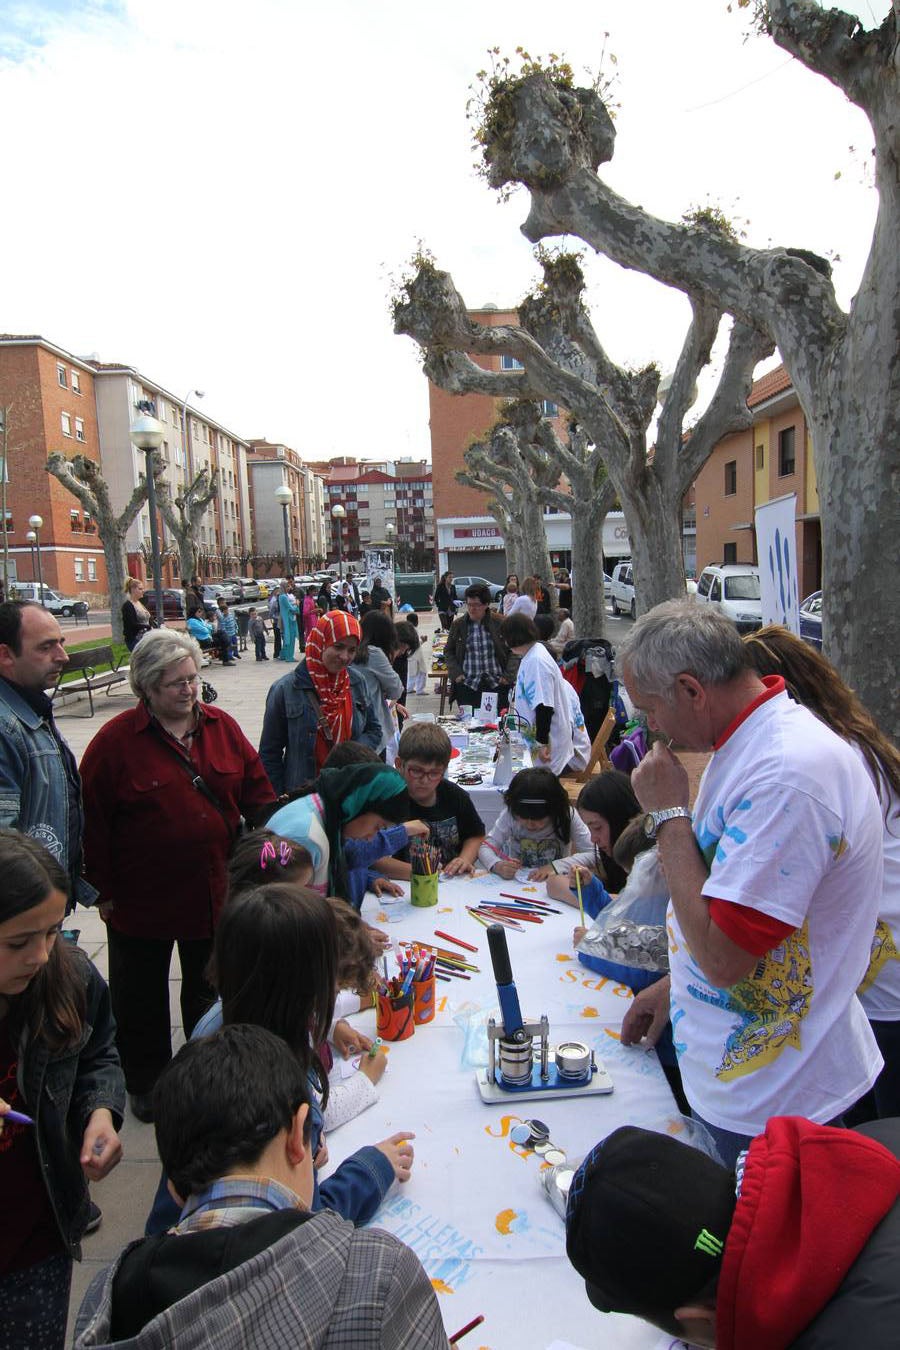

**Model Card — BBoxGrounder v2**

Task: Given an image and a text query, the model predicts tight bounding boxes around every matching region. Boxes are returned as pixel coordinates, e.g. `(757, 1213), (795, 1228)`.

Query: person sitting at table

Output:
(548, 607), (575, 658)
(478, 767), (593, 881)
(76, 1025), (448, 1348)
(388, 722), (486, 878)
(445, 583), (518, 714)
(546, 770), (643, 896)
(502, 613), (592, 776)
(564, 1117), (900, 1350)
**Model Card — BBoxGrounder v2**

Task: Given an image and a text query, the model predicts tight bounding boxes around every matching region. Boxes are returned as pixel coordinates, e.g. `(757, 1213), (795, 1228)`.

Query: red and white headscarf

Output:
(304, 610), (362, 756)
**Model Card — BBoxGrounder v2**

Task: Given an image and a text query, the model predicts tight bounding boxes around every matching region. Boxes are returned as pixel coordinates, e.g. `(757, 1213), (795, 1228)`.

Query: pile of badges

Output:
(509, 1118), (568, 1169)
(583, 919), (669, 971)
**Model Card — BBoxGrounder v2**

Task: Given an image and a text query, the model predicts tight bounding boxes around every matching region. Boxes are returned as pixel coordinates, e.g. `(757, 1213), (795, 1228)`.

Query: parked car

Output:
(201, 583), (228, 613)
(603, 573), (612, 599)
(695, 563), (762, 633)
(799, 590), (823, 650)
(451, 575), (505, 604)
(11, 581), (88, 618)
(609, 561), (636, 619)
(292, 575), (317, 590)
(207, 578), (241, 603)
(223, 576), (260, 603)
(143, 588), (186, 620)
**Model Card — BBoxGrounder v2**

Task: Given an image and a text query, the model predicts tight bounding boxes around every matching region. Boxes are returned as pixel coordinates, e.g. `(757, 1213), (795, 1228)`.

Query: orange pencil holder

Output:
(377, 989), (415, 1041)
(413, 975), (436, 1025)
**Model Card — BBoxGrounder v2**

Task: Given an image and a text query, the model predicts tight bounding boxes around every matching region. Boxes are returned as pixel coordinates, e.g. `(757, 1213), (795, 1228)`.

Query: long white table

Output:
(319, 872), (683, 1350)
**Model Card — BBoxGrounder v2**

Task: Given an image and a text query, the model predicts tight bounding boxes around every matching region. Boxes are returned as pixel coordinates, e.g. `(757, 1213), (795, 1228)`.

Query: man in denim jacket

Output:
(0, 602), (95, 906)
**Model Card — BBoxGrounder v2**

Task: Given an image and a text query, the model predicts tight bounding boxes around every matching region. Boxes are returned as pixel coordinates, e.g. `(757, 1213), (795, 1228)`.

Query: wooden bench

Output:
(50, 645), (130, 718)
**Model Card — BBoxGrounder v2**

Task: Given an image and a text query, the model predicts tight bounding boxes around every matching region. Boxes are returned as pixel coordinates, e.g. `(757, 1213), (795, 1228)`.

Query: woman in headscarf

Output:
(277, 581), (299, 662)
(265, 763), (429, 909)
(258, 610), (382, 794)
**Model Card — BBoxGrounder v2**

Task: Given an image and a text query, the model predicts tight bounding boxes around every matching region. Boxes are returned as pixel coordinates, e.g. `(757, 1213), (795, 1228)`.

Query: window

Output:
(75, 417), (86, 442)
(541, 400), (559, 417)
(724, 460), (737, 496)
(71, 371), (81, 395)
(61, 412), (72, 437)
(57, 364), (67, 389)
(778, 426), (796, 477)
(87, 558), (96, 581)
(501, 355), (524, 371)
(70, 510), (80, 532)
(723, 542), (737, 564)
(83, 512), (95, 533)
(74, 558), (84, 582)
(755, 444), (764, 471)
(2, 510), (12, 533)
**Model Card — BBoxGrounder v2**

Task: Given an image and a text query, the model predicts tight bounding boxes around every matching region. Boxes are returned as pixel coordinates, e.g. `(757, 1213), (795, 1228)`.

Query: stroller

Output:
(559, 637), (619, 744)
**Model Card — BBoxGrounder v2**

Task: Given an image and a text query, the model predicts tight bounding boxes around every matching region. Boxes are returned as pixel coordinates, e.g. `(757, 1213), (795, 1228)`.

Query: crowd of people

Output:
(1, 578), (898, 1349)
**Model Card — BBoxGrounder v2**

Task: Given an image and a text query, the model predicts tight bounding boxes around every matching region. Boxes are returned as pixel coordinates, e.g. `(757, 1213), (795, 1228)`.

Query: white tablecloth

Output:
(320, 872), (683, 1350)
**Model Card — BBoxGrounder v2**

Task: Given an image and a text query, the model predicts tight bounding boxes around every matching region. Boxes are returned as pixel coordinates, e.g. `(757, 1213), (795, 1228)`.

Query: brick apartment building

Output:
(0, 336), (107, 597)
(308, 458), (435, 570)
(246, 440), (328, 574)
(0, 335), (257, 602)
(693, 363), (821, 596)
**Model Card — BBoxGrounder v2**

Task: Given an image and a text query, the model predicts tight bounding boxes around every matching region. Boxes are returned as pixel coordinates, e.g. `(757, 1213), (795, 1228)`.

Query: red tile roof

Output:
(748, 362), (791, 407)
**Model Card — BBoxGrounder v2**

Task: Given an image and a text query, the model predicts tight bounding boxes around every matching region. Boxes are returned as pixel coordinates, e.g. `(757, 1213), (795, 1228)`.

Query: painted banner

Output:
(755, 493), (799, 631)
(363, 547), (395, 601)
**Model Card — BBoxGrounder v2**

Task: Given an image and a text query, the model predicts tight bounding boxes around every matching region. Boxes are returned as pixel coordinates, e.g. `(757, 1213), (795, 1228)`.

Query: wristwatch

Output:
(643, 807), (692, 839)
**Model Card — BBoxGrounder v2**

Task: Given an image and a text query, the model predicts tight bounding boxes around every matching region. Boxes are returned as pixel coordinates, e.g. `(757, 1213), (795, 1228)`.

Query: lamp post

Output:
(274, 484), (293, 576)
(181, 388), (205, 481)
(25, 529), (38, 593)
(331, 503), (346, 581)
(130, 411), (167, 624)
(27, 515), (45, 603)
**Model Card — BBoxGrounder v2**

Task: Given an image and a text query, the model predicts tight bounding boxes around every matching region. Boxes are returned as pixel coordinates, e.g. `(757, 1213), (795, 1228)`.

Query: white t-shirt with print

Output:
(853, 753), (900, 1021)
(512, 642), (590, 776)
(671, 686), (884, 1135)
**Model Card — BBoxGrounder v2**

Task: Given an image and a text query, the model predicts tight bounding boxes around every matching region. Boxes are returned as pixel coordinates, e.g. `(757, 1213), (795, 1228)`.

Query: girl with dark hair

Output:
(0, 830), (124, 1349)
(477, 767), (592, 881)
(145, 882), (415, 1237)
(355, 610), (406, 759)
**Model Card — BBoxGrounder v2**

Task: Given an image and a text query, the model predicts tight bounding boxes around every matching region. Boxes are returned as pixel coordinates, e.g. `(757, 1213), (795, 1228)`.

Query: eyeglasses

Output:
(161, 675), (200, 691)
(405, 764), (445, 781)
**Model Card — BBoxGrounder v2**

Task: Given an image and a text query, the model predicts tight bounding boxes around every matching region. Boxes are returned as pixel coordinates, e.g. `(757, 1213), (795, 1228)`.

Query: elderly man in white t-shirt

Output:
(618, 600), (884, 1167)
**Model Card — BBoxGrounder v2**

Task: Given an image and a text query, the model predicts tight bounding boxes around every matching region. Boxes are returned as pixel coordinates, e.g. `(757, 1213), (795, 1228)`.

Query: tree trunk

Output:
(521, 495), (553, 590)
(619, 469), (687, 618)
(104, 530), (129, 644)
(569, 502), (606, 636)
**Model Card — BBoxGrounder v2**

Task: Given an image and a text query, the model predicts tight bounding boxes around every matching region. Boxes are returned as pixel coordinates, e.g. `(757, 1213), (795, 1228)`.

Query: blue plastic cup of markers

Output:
(410, 873), (439, 907)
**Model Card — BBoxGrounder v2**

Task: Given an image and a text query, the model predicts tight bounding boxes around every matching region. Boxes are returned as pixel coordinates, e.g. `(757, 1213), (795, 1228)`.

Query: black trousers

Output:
(272, 624), (282, 658)
(107, 928), (214, 1094)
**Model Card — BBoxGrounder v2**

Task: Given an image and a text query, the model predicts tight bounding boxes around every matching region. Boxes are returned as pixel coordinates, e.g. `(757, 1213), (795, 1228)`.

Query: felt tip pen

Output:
(367, 1037), (383, 1059)
(449, 1312), (485, 1343)
(2, 1109), (34, 1126)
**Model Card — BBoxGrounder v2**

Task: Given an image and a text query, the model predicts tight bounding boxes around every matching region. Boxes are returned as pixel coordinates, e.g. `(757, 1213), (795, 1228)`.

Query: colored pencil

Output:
(466, 908), (491, 929)
(434, 929), (479, 953)
(450, 1314), (485, 1344)
(477, 906), (543, 924)
(575, 868), (585, 926)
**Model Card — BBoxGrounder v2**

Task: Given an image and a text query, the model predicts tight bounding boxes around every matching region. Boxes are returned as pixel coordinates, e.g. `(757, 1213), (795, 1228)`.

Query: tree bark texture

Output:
(158, 469), (219, 584)
(477, 3), (900, 736)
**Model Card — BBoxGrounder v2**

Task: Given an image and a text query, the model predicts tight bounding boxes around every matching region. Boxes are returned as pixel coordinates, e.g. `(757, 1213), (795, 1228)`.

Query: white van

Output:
(610, 561), (635, 618)
(11, 582), (89, 618)
(694, 564), (762, 632)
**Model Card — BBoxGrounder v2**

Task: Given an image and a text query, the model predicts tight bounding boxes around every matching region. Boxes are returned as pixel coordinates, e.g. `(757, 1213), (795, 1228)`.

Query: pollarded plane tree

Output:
(47, 451), (166, 644)
(395, 250), (770, 622)
(476, 2), (900, 737)
(457, 442), (528, 585)
(157, 467), (219, 586)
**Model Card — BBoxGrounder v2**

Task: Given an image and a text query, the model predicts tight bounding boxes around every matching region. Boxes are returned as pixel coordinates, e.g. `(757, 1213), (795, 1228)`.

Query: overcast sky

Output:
(0, 0), (881, 460)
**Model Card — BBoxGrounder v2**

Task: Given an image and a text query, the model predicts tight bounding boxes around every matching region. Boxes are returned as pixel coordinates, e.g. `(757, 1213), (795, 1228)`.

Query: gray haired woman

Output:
(80, 630), (276, 1122)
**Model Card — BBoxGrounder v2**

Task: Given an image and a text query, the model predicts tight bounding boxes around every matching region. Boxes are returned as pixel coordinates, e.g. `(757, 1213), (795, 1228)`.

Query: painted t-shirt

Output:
(853, 753), (900, 1021)
(512, 642), (591, 776)
(672, 686), (884, 1135)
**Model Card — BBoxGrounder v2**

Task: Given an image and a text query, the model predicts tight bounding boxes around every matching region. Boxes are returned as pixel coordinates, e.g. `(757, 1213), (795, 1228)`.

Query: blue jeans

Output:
(691, 1109), (847, 1170)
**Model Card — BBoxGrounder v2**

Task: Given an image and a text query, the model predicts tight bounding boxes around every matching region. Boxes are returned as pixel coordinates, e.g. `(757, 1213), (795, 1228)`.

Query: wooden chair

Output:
(562, 707), (616, 800)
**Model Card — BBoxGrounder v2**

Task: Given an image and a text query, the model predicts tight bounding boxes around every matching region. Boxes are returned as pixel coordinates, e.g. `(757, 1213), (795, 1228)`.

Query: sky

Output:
(0, 0), (882, 461)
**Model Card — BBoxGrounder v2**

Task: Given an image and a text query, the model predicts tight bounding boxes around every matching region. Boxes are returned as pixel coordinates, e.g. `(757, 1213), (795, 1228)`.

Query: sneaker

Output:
(84, 1202), (102, 1236)
(222, 660), (236, 666)
(130, 1092), (155, 1123)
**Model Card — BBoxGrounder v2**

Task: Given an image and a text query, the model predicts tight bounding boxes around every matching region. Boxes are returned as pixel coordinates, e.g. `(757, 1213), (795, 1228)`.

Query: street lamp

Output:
(25, 529), (38, 595)
(385, 522), (395, 545)
(27, 515), (45, 604)
(274, 484), (293, 576)
(130, 411), (167, 624)
(331, 503), (346, 580)
(181, 388), (205, 480)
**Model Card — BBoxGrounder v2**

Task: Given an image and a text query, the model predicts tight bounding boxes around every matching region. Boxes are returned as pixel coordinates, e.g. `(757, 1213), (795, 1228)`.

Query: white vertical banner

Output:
(755, 493), (800, 631)
(363, 547), (395, 599)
